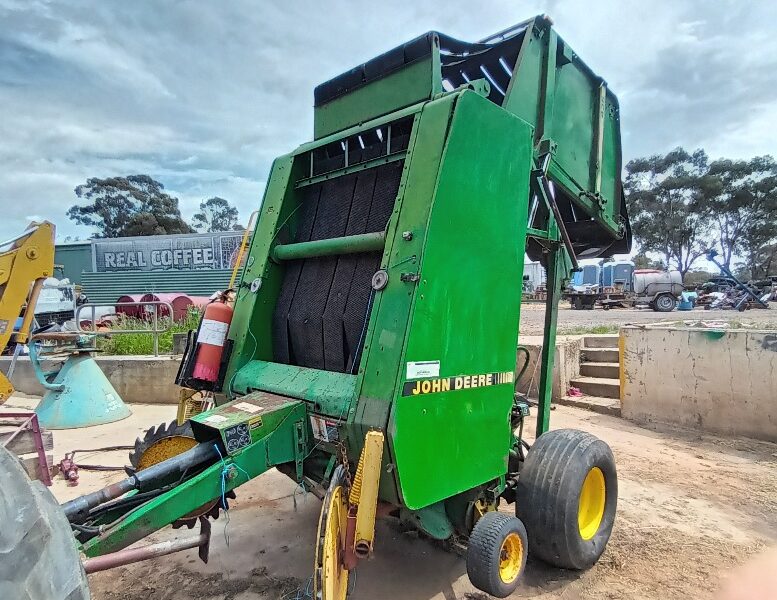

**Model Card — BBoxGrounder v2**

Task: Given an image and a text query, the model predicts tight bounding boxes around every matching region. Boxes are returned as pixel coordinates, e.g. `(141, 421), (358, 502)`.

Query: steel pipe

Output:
(272, 231), (385, 261)
(82, 528), (209, 573)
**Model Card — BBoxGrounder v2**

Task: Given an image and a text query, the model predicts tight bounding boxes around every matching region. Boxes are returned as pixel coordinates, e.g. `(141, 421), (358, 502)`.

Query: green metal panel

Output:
(232, 360), (357, 417)
(222, 154), (304, 387)
(346, 94), (458, 505)
(502, 16), (623, 236)
(314, 57), (435, 139)
(189, 392), (301, 455)
(389, 92), (534, 509)
(79, 269), (238, 304)
(54, 243), (92, 285)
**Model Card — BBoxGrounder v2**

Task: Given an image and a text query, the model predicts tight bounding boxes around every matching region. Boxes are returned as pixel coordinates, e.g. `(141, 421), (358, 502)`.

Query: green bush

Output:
(97, 306), (202, 355)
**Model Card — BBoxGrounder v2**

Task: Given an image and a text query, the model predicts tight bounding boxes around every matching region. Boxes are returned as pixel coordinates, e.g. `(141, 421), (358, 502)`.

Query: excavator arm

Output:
(0, 222), (56, 404)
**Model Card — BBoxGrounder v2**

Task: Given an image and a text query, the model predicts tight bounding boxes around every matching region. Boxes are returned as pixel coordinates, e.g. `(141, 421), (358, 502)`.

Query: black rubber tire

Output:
(515, 429), (617, 570)
(466, 512), (528, 598)
(0, 445), (90, 600)
(653, 294), (676, 312)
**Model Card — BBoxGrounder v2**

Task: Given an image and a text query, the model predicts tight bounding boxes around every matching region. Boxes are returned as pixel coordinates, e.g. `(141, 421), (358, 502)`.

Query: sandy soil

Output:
(519, 303), (777, 336)
(19, 399), (774, 600)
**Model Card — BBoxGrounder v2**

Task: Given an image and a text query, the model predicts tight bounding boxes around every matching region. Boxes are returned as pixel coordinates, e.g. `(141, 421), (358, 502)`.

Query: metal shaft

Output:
(537, 172), (580, 272)
(63, 442), (219, 522)
(82, 531), (208, 573)
(272, 231), (385, 261)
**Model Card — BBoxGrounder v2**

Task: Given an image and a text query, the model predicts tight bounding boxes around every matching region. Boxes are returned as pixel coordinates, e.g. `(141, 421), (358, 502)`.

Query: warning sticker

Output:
(203, 414), (228, 424)
(197, 319), (229, 346)
(224, 423), (251, 454)
(406, 360), (440, 379)
(310, 415), (339, 443)
(234, 401), (263, 414)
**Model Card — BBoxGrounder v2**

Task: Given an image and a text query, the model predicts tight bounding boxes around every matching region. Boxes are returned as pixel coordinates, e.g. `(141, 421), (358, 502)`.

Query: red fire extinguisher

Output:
(192, 293), (233, 382)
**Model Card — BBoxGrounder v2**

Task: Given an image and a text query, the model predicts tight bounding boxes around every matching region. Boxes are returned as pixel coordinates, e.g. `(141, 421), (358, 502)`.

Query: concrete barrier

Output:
(621, 325), (777, 442)
(1, 355), (181, 405)
(514, 335), (582, 400)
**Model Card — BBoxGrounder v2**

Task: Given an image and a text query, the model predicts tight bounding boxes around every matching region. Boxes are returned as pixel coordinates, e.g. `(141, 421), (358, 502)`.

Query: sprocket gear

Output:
(127, 420), (235, 528)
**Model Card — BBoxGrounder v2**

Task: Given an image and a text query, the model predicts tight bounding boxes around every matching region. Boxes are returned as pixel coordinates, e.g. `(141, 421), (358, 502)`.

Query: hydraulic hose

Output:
(514, 346), (531, 395)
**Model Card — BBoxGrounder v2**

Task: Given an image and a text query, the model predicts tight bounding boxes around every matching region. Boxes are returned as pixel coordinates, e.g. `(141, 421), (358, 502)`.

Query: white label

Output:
(203, 414), (227, 424)
(197, 319), (229, 346)
(233, 401), (262, 414)
(310, 415), (339, 442)
(406, 360), (440, 379)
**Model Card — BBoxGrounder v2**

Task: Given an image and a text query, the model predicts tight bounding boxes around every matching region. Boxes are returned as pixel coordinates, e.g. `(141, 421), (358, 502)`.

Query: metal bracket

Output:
(537, 138), (557, 157)
(530, 161), (581, 272)
(294, 420), (306, 481)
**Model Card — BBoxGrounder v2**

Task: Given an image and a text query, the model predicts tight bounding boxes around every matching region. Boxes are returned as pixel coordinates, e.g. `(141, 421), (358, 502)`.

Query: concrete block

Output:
(0, 355), (181, 405)
(580, 362), (619, 378)
(581, 348), (619, 363)
(570, 376), (620, 399)
(583, 334), (620, 348)
(621, 326), (777, 442)
(557, 395), (621, 417)
(514, 336), (583, 401)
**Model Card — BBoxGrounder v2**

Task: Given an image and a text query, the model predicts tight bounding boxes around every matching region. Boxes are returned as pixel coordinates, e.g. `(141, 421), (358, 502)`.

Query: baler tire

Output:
(0, 445), (90, 600)
(466, 511), (528, 598)
(515, 428), (617, 570)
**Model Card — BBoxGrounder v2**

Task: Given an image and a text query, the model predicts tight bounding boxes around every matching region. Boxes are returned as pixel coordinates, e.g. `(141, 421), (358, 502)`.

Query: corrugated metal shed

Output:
(54, 242), (92, 285)
(80, 270), (237, 304)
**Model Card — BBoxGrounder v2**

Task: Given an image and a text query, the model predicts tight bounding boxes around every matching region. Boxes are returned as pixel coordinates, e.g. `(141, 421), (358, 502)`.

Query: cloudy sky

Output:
(1, 0), (776, 242)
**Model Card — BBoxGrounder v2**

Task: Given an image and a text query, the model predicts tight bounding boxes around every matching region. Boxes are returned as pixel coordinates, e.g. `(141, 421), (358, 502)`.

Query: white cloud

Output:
(1, 0), (776, 242)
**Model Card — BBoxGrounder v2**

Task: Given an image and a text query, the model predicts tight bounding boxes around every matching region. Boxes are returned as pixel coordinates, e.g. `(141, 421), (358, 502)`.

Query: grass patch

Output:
(97, 307), (202, 355)
(557, 324), (620, 335)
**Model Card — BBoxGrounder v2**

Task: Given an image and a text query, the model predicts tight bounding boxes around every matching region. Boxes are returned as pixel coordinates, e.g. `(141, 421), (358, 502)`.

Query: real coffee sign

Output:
(92, 232), (243, 272)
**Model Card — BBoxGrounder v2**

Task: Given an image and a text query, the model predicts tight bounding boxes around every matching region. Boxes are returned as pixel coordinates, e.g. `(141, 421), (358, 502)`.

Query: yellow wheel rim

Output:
(498, 532), (524, 584)
(136, 436), (198, 470)
(315, 485), (349, 600)
(578, 466), (606, 540)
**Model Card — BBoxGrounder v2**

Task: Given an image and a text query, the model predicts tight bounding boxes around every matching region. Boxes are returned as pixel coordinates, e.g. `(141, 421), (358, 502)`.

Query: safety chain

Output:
(337, 442), (352, 491)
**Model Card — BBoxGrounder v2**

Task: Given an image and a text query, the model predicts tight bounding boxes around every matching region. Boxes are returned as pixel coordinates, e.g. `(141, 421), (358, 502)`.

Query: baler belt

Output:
(272, 159), (403, 372)
(271, 184), (321, 364)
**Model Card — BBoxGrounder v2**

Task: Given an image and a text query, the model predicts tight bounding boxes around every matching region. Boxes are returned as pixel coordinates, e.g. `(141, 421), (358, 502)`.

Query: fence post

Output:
(152, 305), (159, 357)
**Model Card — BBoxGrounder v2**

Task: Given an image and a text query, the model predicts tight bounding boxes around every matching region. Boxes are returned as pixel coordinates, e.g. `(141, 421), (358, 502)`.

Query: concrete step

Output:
(583, 334), (620, 349)
(581, 348), (620, 363)
(557, 395), (621, 417)
(570, 376), (620, 399)
(580, 362), (620, 379)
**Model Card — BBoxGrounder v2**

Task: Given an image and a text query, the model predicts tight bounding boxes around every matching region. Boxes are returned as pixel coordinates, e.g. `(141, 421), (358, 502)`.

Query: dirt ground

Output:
(519, 303), (777, 336)
(7, 394), (772, 600)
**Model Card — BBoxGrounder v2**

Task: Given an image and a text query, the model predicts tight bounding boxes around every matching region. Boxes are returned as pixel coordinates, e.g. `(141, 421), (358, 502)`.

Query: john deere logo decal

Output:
(402, 371), (514, 396)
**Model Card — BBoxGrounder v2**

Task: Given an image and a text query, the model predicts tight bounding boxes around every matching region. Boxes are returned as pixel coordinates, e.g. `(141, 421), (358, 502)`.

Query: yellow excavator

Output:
(0, 222), (56, 404)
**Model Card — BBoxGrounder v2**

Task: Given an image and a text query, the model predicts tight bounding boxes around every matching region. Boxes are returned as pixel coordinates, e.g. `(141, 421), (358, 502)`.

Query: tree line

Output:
(625, 148), (777, 281)
(69, 159), (777, 282)
(67, 174), (243, 237)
